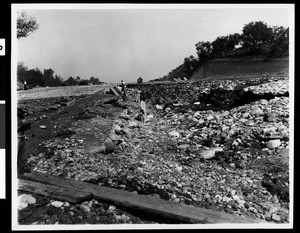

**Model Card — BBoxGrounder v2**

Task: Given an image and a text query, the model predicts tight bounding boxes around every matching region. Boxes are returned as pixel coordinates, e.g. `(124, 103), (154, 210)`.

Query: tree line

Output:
(18, 62), (104, 87)
(182, 21), (289, 78)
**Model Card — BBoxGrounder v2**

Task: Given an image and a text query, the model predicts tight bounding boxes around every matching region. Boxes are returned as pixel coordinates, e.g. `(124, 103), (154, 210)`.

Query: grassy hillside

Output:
(190, 57), (289, 81)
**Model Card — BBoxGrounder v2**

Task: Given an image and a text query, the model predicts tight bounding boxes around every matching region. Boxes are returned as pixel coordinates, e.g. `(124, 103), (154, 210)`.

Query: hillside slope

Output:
(190, 57), (289, 81)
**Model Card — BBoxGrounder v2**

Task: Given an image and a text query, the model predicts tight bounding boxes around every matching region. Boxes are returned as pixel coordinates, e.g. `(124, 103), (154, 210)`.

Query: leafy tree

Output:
(89, 76), (100, 85)
(65, 76), (77, 86)
(78, 79), (89, 85)
(137, 77), (143, 85)
(241, 21), (273, 53)
(264, 26), (289, 57)
(195, 41), (213, 62)
(211, 33), (241, 58)
(17, 62), (28, 83)
(76, 76), (81, 83)
(211, 36), (229, 59)
(183, 55), (199, 77)
(17, 11), (39, 39)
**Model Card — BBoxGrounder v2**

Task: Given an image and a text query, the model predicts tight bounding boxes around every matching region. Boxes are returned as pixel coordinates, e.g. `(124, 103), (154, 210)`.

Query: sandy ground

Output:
(17, 84), (114, 101)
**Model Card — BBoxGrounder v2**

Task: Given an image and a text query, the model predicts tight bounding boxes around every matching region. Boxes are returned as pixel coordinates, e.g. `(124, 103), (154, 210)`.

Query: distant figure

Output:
(121, 80), (127, 101)
(24, 80), (27, 90)
(136, 88), (141, 103)
(140, 90), (147, 120)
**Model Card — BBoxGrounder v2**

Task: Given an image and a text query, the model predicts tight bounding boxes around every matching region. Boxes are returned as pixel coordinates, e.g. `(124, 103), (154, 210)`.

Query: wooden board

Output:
(113, 86), (123, 96)
(18, 178), (93, 204)
(20, 172), (264, 224)
(109, 87), (120, 97)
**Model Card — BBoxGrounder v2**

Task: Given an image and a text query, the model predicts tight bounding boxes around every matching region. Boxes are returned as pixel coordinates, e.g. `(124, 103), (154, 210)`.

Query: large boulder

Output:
(104, 138), (115, 154)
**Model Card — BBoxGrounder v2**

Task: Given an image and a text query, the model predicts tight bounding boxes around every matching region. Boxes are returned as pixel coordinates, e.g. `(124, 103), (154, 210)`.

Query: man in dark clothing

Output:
(121, 80), (127, 101)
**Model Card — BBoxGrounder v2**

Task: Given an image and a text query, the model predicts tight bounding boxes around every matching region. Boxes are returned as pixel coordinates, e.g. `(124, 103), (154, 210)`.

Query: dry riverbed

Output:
(17, 77), (291, 225)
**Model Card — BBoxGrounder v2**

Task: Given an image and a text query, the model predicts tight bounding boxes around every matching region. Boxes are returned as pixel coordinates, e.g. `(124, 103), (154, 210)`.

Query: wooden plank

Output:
(110, 87), (120, 97)
(113, 86), (123, 96)
(21, 172), (264, 224)
(18, 179), (93, 204)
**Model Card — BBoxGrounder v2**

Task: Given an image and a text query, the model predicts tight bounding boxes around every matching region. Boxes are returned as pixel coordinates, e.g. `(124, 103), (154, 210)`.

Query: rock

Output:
(155, 104), (163, 110)
(169, 131), (180, 137)
(266, 139), (281, 149)
(269, 206), (278, 214)
(120, 113), (130, 120)
(147, 114), (154, 119)
(175, 166), (183, 172)
(248, 206), (258, 214)
(80, 204), (90, 212)
(264, 113), (277, 122)
(222, 196), (232, 203)
(230, 190), (236, 196)
(272, 213), (281, 222)
(260, 99), (269, 105)
(109, 132), (121, 142)
(18, 194), (36, 205)
(206, 115), (214, 121)
(252, 107), (264, 116)
(51, 201), (64, 208)
(194, 102), (201, 105)
(128, 121), (138, 128)
(114, 125), (122, 133)
(39, 125), (46, 129)
(200, 147), (223, 160)
(77, 139), (84, 144)
(278, 148), (289, 158)
(135, 113), (144, 121)
(104, 138), (115, 154)
(177, 144), (190, 150)
(64, 202), (70, 207)
(18, 202), (28, 210)
(201, 149), (215, 160)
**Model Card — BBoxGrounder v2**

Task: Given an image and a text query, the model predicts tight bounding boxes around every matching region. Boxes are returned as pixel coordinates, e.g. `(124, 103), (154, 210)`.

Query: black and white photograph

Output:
(11, 3), (294, 230)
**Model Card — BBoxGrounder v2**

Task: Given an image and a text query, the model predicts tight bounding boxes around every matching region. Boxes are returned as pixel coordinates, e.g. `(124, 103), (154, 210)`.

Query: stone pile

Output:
(27, 76), (290, 223)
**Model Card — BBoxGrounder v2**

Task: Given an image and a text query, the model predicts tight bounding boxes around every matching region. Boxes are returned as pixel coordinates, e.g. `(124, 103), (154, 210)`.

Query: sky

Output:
(14, 4), (292, 83)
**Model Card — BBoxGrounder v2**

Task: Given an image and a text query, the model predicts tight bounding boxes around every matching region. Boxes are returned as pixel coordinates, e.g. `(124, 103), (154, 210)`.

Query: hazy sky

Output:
(15, 5), (292, 83)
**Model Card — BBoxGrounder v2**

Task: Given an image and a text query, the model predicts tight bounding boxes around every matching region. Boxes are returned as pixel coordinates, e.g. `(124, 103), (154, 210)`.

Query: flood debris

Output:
(18, 76), (290, 224)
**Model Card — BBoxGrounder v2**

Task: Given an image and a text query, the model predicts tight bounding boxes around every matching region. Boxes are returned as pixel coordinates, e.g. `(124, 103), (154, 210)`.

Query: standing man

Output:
(121, 80), (127, 101)
(24, 80), (27, 90)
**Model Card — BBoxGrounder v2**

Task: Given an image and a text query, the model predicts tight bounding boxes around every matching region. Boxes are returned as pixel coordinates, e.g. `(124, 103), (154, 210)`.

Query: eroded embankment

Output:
(128, 77), (288, 112)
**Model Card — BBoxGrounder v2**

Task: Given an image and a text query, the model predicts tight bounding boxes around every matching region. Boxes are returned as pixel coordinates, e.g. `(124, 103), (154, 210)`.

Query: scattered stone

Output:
(51, 201), (64, 208)
(128, 121), (138, 128)
(175, 166), (183, 172)
(147, 114), (154, 119)
(252, 107), (264, 116)
(39, 125), (46, 129)
(264, 112), (277, 122)
(177, 144), (190, 150)
(18, 194), (36, 205)
(272, 213), (281, 222)
(80, 204), (91, 212)
(169, 131), (180, 137)
(269, 206), (278, 214)
(104, 138), (115, 154)
(18, 194), (36, 210)
(18, 202), (28, 210)
(266, 139), (281, 149)
(155, 104), (163, 110)
(200, 147), (223, 160)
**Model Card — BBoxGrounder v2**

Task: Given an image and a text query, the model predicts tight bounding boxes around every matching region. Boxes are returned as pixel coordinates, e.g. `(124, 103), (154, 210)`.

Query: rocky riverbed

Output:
(19, 76), (291, 224)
